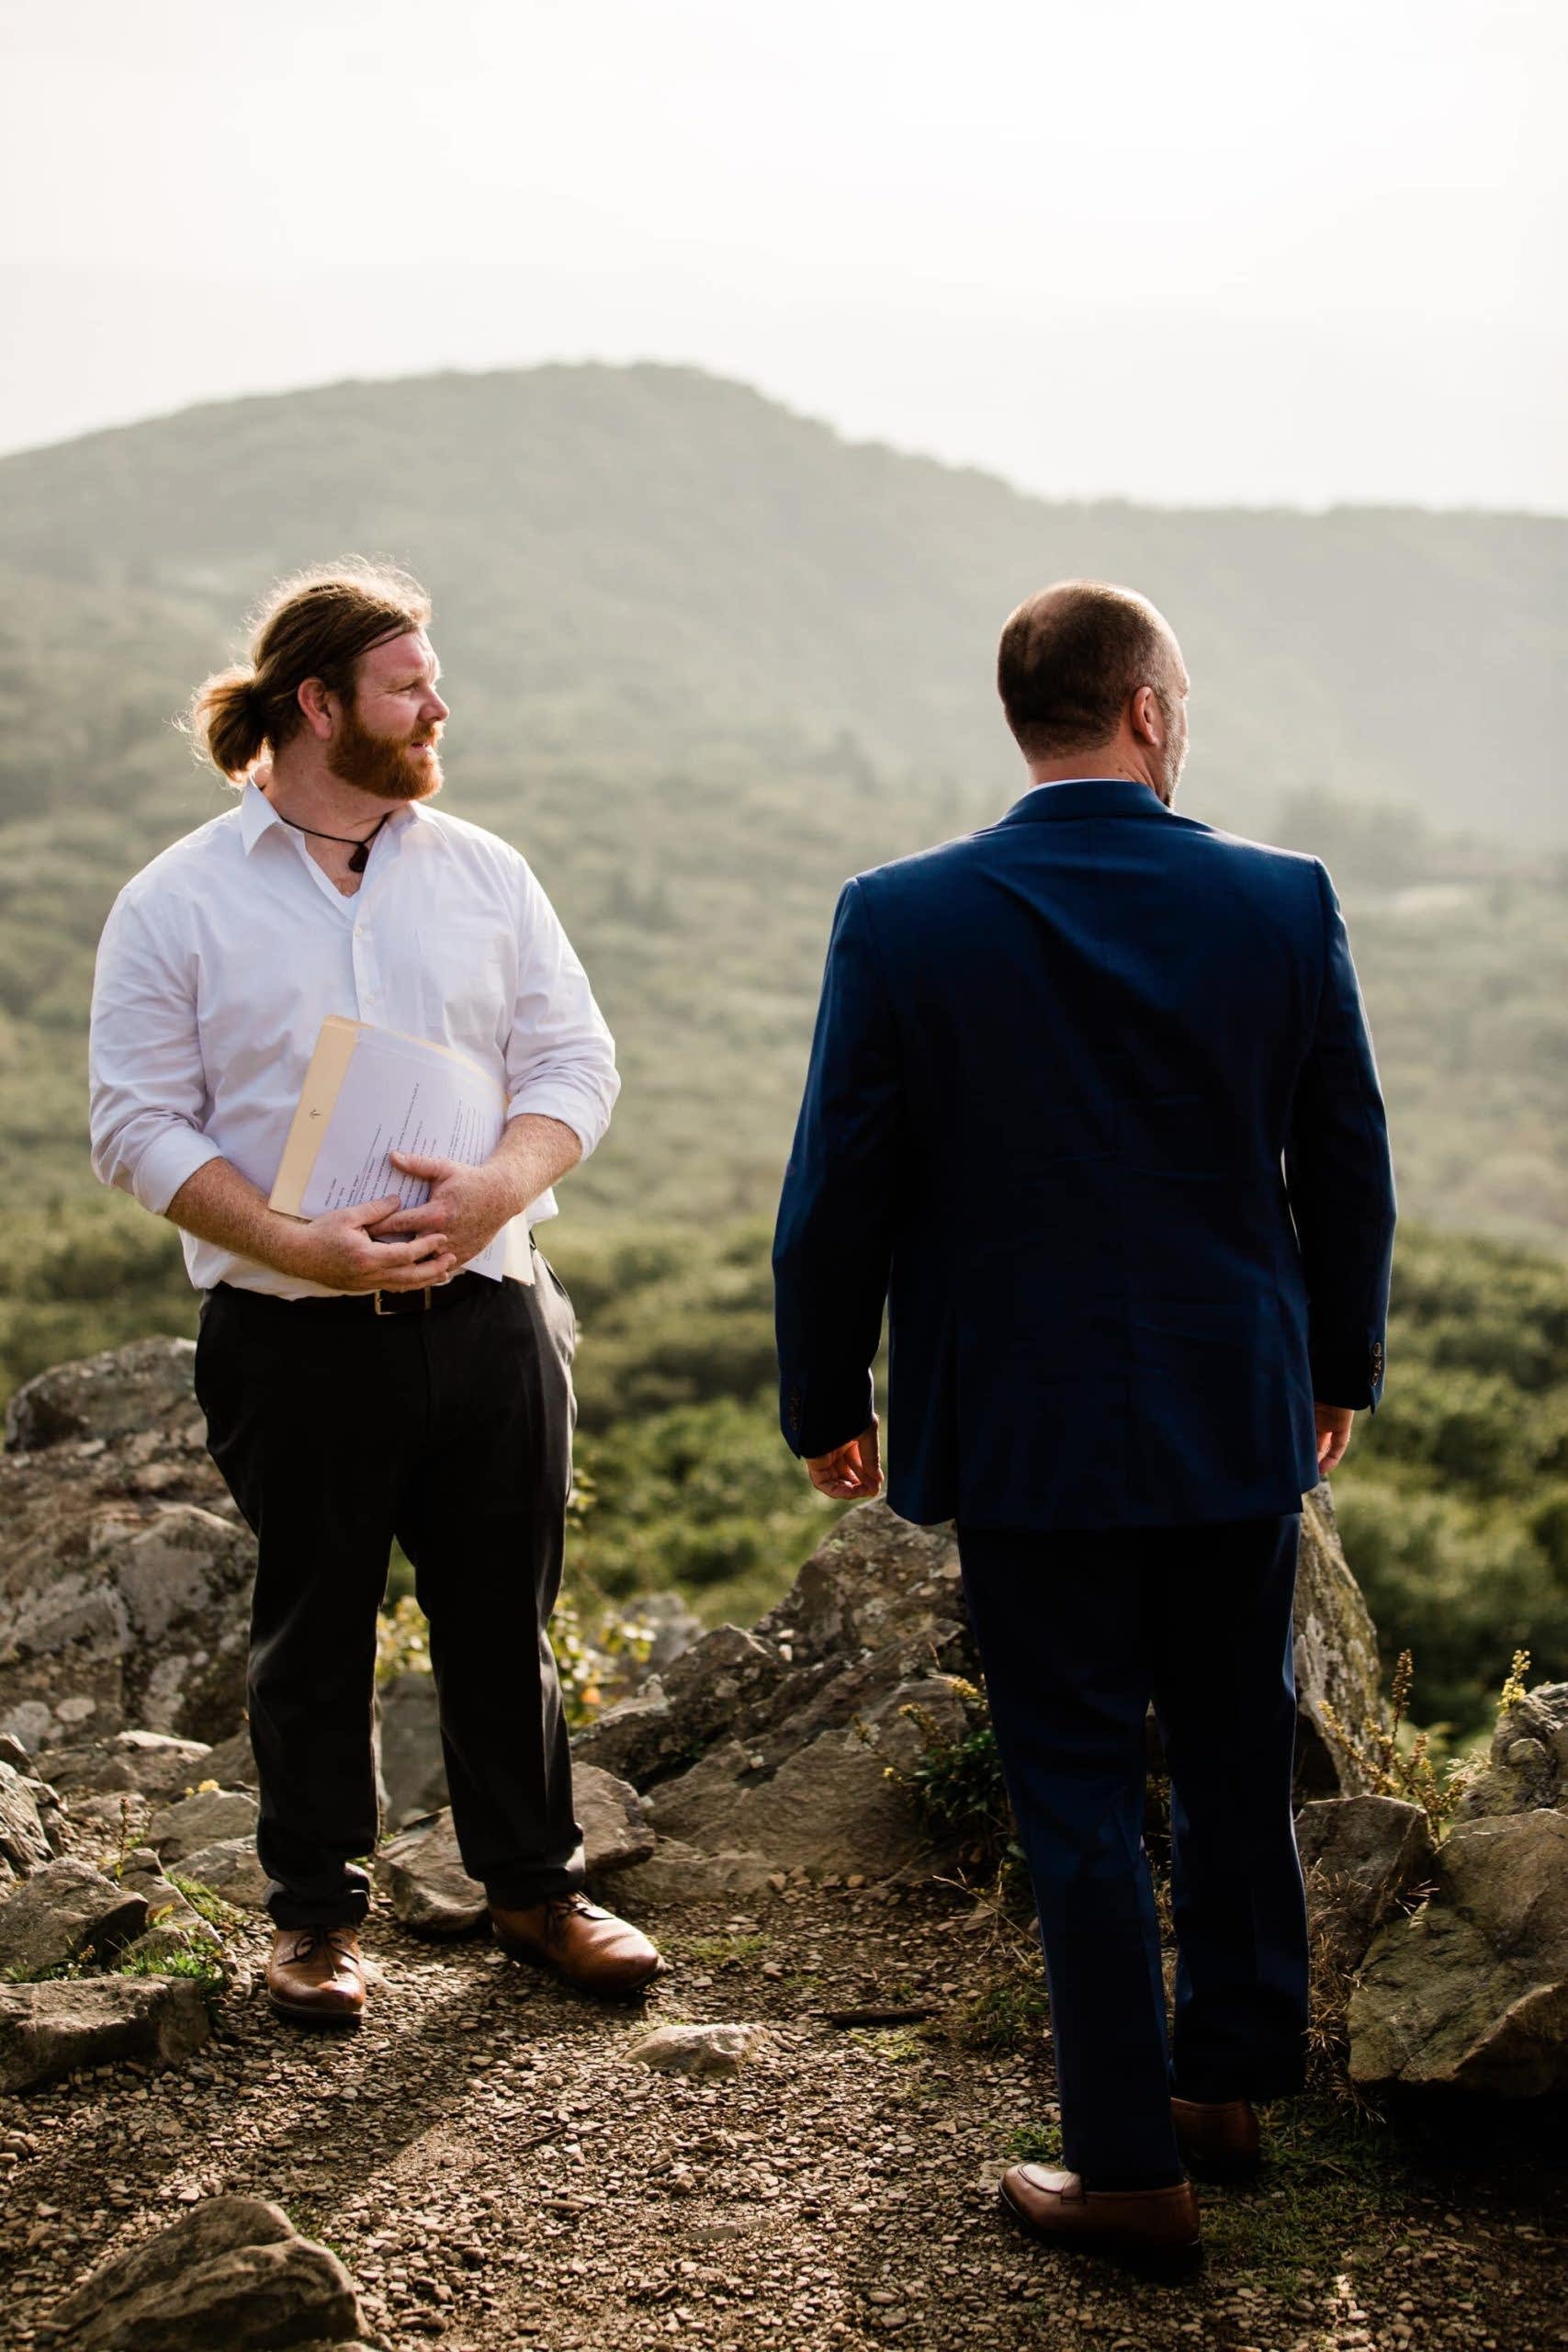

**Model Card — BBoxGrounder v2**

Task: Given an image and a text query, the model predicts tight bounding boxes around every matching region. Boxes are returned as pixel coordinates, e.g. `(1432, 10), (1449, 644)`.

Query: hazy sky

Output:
(2, 0), (1562, 508)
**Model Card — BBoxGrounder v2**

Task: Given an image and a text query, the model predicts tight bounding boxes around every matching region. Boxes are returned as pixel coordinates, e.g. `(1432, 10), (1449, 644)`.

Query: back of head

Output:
(997, 580), (1177, 761)
(187, 560), (433, 781)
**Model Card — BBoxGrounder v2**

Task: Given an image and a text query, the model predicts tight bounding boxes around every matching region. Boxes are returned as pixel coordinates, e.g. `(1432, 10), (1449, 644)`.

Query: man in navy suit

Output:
(773, 581), (1395, 2274)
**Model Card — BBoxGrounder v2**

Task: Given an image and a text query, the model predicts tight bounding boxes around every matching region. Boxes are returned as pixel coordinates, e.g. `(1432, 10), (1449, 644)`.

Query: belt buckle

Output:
(373, 1287), (432, 1317)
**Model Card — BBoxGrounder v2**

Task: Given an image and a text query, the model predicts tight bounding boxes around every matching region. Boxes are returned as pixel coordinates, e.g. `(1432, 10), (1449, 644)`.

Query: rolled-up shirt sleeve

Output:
(89, 886), (223, 1215)
(502, 857), (621, 1157)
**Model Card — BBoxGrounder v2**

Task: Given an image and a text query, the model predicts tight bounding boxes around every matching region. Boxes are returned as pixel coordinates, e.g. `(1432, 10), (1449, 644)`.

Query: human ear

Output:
(1130, 684), (1162, 746)
(297, 676), (335, 741)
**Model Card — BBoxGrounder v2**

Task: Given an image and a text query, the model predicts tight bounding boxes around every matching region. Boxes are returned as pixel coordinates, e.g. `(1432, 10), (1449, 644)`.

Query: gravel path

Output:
(5, 1874), (1566, 2351)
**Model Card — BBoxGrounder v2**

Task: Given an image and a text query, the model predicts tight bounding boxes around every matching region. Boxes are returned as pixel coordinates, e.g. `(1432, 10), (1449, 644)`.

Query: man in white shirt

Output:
(89, 560), (661, 2022)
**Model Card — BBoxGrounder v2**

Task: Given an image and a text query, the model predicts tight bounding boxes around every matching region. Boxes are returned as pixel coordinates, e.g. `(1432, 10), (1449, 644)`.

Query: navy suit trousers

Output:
(956, 1513), (1310, 2182)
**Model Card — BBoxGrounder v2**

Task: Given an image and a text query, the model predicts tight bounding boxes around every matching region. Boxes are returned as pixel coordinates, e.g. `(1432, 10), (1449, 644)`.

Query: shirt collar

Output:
(998, 776), (1176, 829)
(236, 777), (432, 855)
(237, 779), (282, 854)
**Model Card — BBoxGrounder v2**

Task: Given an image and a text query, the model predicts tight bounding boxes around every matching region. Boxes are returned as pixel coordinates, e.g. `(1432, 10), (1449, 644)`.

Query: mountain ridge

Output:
(2, 359), (1562, 842)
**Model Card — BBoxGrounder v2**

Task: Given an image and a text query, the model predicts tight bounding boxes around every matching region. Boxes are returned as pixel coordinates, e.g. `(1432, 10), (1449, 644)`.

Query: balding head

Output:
(997, 581), (1188, 797)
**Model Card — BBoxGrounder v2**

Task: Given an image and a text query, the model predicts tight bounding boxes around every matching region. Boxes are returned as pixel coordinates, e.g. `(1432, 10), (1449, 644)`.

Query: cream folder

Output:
(268, 1015), (533, 1284)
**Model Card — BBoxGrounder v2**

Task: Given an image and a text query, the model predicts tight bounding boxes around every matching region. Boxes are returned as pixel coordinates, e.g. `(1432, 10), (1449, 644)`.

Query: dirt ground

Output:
(5, 1874), (1567, 2352)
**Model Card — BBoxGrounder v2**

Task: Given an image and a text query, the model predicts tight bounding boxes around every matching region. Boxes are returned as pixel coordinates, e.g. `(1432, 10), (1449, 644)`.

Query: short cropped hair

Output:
(998, 581), (1175, 760)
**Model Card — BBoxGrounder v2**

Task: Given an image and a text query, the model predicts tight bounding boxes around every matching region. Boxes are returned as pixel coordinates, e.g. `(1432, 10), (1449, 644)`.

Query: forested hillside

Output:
(2, 363), (1564, 839)
(1, 365), (1563, 1732)
(0, 364), (1564, 1261)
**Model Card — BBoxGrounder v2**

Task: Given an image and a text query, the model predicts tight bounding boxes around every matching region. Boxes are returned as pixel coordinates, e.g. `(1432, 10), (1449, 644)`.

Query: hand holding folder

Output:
(269, 1017), (533, 1283)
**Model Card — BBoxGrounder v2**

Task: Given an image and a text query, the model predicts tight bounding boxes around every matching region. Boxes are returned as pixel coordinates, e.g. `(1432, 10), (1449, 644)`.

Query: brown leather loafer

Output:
(265, 1926), (367, 2027)
(1171, 2095), (1261, 2181)
(490, 1893), (662, 1999)
(998, 2165), (1202, 2279)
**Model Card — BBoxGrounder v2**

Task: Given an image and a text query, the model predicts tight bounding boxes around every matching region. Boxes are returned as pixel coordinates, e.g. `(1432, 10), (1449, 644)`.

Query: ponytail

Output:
(188, 666), (271, 780)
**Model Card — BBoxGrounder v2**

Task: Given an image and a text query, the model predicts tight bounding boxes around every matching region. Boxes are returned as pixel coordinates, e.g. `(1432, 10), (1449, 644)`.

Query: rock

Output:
(1291, 1483), (1384, 1797)
(1296, 1794), (1435, 1970)
(0, 1758), (54, 1885)
(574, 1506), (971, 1806)
(646, 1674), (971, 1880)
(615, 1838), (776, 1907)
(1348, 1809), (1568, 2094)
(3, 1702), (57, 1755)
(583, 1495), (1378, 1899)
(117, 1857), (224, 1956)
(377, 1668), (446, 1828)
(377, 1764), (653, 1935)
(628, 2021), (770, 2077)
(175, 1837), (268, 1910)
(0, 1857), (148, 1979)
(1453, 1681), (1568, 1822)
(0, 1340), (255, 1746)
(0, 1730), (32, 1770)
(0, 1498), (254, 1746)
(68, 1791), (154, 1840)
(376, 1809), (486, 1936)
(44, 2194), (366, 2349)
(5, 1336), (201, 1454)
(576, 1626), (786, 1788)
(638, 1589), (705, 1676)
(118, 1919), (226, 1973)
(0, 1973), (211, 2090)
(203, 1727), (259, 1789)
(574, 1679), (671, 1781)
(148, 1785), (260, 1862)
(575, 1762), (657, 1874)
(36, 1728), (214, 1800)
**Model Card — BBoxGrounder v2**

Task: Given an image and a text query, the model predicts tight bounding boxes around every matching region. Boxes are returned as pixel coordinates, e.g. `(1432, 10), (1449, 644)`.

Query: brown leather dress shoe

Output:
(1171, 2095), (1261, 2181)
(999, 2165), (1202, 2279)
(265, 1926), (367, 2027)
(490, 1893), (662, 1998)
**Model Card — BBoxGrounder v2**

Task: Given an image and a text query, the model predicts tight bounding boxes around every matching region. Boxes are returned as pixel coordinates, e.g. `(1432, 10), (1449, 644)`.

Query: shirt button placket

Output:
(353, 922), (380, 1014)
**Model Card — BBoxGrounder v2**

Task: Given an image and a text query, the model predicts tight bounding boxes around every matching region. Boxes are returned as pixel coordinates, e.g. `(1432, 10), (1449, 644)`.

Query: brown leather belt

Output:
(211, 1271), (491, 1321)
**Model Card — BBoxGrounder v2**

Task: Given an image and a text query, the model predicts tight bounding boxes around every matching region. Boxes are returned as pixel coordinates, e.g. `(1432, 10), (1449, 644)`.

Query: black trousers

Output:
(957, 1514), (1309, 2184)
(195, 1261), (584, 1930)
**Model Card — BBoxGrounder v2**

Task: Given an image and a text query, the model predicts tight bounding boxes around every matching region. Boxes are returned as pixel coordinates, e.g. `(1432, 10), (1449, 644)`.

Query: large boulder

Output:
(0, 1758), (55, 1886)
(44, 2195), (366, 2350)
(5, 1336), (202, 1454)
(0, 1858), (148, 1979)
(1291, 1484), (1383, 1796)
(1296, 1793), (1435, 1971)
(1453, 1680), (1568, 1822)
(376, 1668), (446, 1828)
(36, 1728), (214, 1801)
(0, 1340), (254, 1754)
(592, 1492), (1380, 1887)
(175, 1837), (269, 1910)
(0, 1973), (211, 2091)
(1348, 1809), (1568, 2094)
(646, 1673), (971, 1878)
(574, 1506), (970, 1802)
(377, 1764), (655, 1934)
(147, 1786), (260, 1863)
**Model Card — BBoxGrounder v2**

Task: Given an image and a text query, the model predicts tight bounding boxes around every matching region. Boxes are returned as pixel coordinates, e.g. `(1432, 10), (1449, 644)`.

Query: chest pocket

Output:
(415, 921), (513, 1053)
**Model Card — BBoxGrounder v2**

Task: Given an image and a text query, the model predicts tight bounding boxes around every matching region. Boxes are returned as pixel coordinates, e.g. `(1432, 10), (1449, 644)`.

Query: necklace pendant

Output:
(348, 843), (368, 873)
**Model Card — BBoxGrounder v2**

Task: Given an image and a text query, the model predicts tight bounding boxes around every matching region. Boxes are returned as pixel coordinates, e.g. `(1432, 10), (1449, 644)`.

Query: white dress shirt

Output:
(89, 782), (620, 1297)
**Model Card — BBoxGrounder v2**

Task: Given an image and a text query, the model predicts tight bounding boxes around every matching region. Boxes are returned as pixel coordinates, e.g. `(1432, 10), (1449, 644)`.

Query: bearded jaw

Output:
(327, 703), (445, 803)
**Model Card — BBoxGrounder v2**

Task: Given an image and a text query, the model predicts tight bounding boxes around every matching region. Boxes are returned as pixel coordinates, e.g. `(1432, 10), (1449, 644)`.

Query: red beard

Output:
(328, 702), (444, 802)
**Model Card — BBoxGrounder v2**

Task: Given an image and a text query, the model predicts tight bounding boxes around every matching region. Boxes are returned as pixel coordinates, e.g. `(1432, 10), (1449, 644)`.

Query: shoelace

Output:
(542, 1894), (606, 1943)
(284, 1927), (358, 1970)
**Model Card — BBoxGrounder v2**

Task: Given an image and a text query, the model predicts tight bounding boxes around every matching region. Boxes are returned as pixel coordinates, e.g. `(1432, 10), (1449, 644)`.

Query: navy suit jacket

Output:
(773, 778), (1396, 1531)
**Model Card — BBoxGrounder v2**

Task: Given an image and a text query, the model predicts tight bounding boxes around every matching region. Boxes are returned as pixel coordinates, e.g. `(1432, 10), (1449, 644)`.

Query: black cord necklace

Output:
(272, 807), (392, 873)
